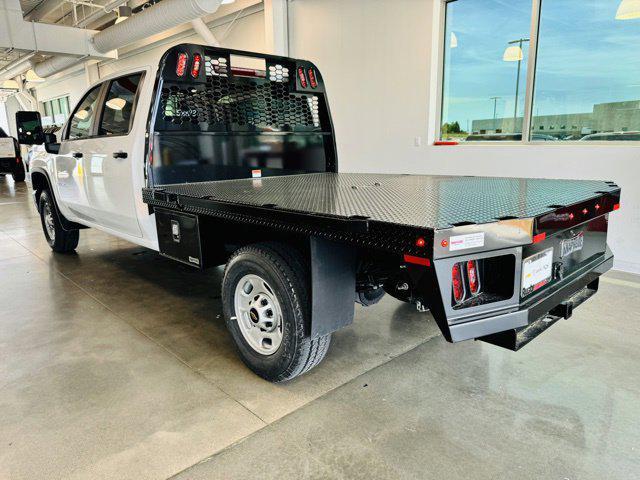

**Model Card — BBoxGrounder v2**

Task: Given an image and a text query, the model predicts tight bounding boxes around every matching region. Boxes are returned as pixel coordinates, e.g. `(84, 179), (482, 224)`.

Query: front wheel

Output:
(39, 190), (79, 253)
(222, 243), (331, 382)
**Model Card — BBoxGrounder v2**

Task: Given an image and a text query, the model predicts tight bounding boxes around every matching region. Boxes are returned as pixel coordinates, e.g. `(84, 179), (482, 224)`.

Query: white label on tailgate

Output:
(0, 139), (15, 158)
(449, 232), (485, 251)
(521, 248), (554, 296)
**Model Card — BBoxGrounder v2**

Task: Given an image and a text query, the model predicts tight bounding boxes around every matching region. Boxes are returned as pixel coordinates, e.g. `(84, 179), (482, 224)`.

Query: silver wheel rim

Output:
(43, 201), (55, 242)
(233, 274), (284, 355)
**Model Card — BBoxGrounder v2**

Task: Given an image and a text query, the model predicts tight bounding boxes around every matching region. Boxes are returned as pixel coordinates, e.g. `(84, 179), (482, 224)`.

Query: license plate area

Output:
(521, 248), (553, 297)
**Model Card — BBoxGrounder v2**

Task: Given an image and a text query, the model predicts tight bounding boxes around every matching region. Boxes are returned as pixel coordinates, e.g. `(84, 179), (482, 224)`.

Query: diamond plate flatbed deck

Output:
(144, 172), (619, 229)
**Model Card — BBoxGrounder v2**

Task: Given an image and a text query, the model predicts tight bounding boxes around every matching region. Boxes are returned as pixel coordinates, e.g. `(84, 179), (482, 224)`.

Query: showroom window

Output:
(440, 0), (640, 142)
(42, 96), (70, 127)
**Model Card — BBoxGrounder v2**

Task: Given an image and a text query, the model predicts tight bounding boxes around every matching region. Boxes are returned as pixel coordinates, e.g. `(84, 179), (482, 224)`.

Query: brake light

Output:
(415, 237), (426, 248)
(308, 68), (318, 88)
(452, 263), (465, 304)
(466, 260), (481, 296)
(191, 53), (202, 78)
(176, 52), (188, 77)
(297, 67), (308, 88)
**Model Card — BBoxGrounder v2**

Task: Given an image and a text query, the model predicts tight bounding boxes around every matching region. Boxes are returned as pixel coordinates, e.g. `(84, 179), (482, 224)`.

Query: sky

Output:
(441, 0), (640, 129)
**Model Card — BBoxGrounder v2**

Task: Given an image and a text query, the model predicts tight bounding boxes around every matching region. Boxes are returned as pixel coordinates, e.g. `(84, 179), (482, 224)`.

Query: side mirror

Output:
(15, 111), (45, 145)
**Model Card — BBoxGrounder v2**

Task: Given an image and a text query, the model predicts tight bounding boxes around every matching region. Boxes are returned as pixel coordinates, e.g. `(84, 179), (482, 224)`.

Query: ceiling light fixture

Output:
(25, 69), (45, 83)
(106, 97), (127, 110)
(115, 5), (133, 24)
(616, 0), (640, 19)
(1, 80), (19, 90)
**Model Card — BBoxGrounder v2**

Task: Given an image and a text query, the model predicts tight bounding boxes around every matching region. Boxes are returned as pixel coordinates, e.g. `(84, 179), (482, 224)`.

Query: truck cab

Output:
(27, 66), (158, 248)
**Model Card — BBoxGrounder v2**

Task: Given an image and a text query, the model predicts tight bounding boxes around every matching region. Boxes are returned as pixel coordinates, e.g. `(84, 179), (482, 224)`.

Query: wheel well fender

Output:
(30, 168), (87, 231)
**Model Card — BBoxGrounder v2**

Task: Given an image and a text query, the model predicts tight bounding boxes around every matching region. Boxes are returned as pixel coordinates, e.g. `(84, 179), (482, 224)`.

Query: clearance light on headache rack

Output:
(307, 68), (318, 88)
(176, 52), (188, 77)
(415, 237), (426, 248)
(297, 67), (308, 88)
(613, 203), (620, 211)
(191, 53), (202, 78)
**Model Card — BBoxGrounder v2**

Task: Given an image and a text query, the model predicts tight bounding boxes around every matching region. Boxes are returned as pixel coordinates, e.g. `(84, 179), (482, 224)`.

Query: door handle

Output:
(72, 152), (83, 158)
(113, 151), (128, 159)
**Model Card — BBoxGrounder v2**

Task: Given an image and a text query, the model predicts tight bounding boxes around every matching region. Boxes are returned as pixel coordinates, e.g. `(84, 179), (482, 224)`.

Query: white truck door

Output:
(55, 83), (104, 223)
(81, 72), (145, 237)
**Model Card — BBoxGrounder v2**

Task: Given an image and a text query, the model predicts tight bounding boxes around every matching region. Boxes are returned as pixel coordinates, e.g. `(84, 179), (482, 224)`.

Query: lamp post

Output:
(503, 38), (529, 132)
(490, 96), (501, 132)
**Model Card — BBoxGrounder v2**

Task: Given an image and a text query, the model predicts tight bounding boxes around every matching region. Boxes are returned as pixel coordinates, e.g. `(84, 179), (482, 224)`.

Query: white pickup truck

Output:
(0, 127), (24, 182)
(16, 45), (621, 382)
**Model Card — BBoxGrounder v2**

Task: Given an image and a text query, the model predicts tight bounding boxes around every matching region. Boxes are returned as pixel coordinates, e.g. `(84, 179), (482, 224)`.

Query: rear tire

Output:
(12, 167), (25, 182)
(39, 189), (79, 253)
(222, 242), (331, 382)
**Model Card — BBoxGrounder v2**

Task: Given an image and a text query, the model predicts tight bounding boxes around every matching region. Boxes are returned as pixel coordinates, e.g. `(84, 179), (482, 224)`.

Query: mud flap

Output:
(309, 237), (357, 339)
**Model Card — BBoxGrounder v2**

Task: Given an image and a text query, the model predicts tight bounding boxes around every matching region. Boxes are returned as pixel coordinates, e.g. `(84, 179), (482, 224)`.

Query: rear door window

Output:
(98, 73), (143, 137)
(68, 85), (103, 140)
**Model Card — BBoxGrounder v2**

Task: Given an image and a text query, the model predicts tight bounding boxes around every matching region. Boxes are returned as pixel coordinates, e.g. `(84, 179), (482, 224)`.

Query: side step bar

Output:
(478, 281), (598, 351)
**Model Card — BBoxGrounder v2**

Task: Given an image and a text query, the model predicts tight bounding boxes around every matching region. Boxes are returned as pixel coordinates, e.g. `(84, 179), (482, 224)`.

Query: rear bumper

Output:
(448, 248), (613, 346)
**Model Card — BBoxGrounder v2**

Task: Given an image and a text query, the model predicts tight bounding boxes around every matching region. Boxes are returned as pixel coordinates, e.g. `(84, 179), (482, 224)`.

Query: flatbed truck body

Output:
(18, 45), (621, 381)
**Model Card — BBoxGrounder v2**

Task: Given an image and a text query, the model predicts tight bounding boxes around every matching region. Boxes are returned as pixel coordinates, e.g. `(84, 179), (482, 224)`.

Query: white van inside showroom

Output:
(0, 1), (638, 479)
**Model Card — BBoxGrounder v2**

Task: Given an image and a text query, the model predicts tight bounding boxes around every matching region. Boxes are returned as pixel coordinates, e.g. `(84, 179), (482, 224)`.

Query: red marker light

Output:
(595, 204), (601, 211)
(403, 254), (430, 267)
(176, 52), (188, 77)
(569, 213), (575, 220)
(533, 232), (546, 244)
(441, 239), (449, 248)
(308, 68), (318, 88)
(191, 53), (202, 78)
(582, 208), (589, 215)
(613, 203), (620, 211)
(416, 237), (426, 248)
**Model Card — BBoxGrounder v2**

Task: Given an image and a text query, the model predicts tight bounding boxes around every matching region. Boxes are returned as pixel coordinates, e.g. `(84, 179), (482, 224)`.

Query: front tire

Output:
(222, 243), (331, 382)
(39, 189), (79, 253)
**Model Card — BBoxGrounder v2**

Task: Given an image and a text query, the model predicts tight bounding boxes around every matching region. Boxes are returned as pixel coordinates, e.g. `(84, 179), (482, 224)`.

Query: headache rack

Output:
(146, 44), (338, 186)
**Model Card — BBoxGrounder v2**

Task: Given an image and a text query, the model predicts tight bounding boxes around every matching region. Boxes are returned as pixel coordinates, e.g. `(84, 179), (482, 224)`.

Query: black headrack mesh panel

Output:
(157, 52), (323, 133)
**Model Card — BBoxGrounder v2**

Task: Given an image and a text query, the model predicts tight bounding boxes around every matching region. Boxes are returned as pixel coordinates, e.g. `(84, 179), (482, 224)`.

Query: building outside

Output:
(471, 99), (640, 139)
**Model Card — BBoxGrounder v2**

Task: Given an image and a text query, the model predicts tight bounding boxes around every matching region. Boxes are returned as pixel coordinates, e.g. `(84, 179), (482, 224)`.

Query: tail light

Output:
(450, 254), (516, 308)
(176, 52), (188, 77)
(466, 260), (481, 295)
(297, 67), (308, 88)
(452, 263), (465, 305)
(308, 68), (318, 88)
(191, 53), (202, 78)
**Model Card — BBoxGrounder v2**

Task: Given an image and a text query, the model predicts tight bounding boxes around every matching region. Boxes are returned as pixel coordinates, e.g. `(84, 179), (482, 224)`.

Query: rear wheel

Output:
(39, 189), (79, 253)
(12, 166), (25, 182)
(222, 243), (331, 382)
